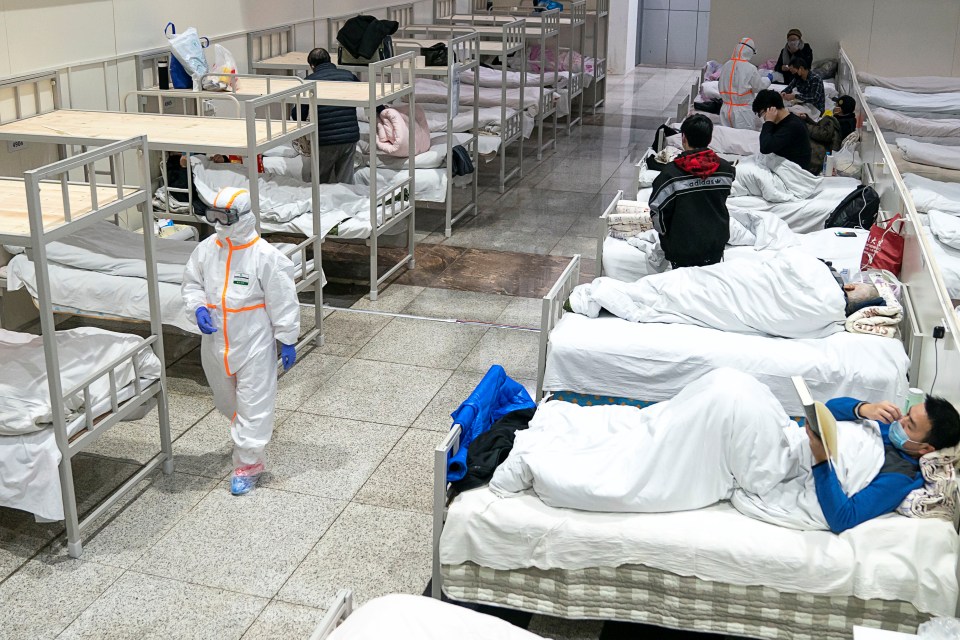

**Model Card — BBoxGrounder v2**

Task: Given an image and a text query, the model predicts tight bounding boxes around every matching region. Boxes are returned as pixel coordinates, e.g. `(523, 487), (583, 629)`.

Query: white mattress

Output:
(701, 80), (838, 102)
(865, 86), (960, 116)
(897, 138), (960, 171)
(858, 72), (960, 94)
(895, 149), (960, 184)
(873, 107), (960, 139)
(542, 314), (909, 416)
(440, 487), (959, 617)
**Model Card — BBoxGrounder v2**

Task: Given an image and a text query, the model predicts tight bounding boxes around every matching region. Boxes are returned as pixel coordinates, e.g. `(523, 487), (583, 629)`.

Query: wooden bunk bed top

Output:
(0, 177), (134, 237)
(255, 50), (311, 71)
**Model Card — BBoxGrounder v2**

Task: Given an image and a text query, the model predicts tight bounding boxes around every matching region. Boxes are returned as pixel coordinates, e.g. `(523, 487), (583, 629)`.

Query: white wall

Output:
(608, 0), (639, 75)
(707, 0), (960, 76)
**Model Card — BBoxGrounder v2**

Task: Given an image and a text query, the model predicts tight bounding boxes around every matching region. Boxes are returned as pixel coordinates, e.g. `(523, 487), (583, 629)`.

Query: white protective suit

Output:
(718, 38), (770, 130)
(489, 368), (885, 530)
(182, 214), (300, 467)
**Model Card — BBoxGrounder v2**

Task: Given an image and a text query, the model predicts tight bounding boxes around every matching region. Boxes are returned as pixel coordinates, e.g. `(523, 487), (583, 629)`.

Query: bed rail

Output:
(123, 88), (241, 118)
(536, 254), (581, 398)
(595, 190), (624, 277)
(134, 48), (170, 92)
(247, 24), (296, 70)
(309, 589), (353, 640)
(432, 424), (462, 599)
(197, 73), (304, 96)
(434, 0), (456, 21)
(387, 2), (416, 27)
(327, 12), (361, 50)
(0, 72), (60, 125)
(675, 92), (690, 123)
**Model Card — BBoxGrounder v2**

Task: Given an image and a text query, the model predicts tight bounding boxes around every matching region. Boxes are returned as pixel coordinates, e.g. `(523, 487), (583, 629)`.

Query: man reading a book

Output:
(807, 395), (959, 533)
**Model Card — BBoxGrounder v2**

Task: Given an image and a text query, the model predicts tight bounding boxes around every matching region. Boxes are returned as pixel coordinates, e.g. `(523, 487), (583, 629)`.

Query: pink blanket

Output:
(376, 105), (431, 158)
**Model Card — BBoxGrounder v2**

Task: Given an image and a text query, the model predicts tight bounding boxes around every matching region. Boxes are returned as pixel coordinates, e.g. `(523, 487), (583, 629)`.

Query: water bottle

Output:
(158, 58), (170, 90)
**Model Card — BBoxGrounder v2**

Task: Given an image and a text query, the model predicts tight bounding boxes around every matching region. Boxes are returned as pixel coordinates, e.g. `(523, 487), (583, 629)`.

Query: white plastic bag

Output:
(918, 616), (960, 639)
(168, 27), (208, 90)
(202, 44), (238, 92)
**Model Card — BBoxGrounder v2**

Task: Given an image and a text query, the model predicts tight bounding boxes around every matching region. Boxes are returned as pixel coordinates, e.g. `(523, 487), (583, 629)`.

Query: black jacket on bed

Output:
(649, 149), (736, 268)
(337, 15), (399, 59)
(299, 63), (362, 147)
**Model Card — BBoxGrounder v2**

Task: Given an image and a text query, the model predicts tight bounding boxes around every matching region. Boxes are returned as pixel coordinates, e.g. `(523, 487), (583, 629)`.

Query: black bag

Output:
(825, 185), (880, 229)
(451, 145), (474, 177)
(694, 98), (723, 114)
(422, 43), (448, 67)
(337, 35), (394, 66)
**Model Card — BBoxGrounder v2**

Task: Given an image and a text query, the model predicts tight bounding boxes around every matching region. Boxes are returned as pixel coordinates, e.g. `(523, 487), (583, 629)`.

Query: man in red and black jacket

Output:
(649, 115), (737, 269)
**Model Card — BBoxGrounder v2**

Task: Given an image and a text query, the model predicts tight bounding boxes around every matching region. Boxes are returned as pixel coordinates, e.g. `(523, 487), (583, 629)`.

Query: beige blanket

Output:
(897, 446), (959, 521)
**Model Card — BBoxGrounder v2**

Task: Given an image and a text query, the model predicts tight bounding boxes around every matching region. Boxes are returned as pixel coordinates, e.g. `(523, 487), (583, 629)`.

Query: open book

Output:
(792, 376), (839, 463)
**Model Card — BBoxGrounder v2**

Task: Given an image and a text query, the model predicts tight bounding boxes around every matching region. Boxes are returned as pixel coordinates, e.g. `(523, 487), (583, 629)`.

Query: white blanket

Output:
(414, 77), (550, 113)
(491, 369), (882, 532)
(727, 177), (861, 233)
(666, 124), (760, 157)
(702, 80), (838, 102)
(903, 173), (960, 215)
(898, 138), (960, 171)
(923, 221), (960, 299)
(460, 65), (566, 89)
(858, 72), (960, 94)
(930, 209), (960, 249)
(873, 107), (960, 138)
(865, 86), (960, 116)
(571, 249), (845, 339)
(730, 155), (822, 202)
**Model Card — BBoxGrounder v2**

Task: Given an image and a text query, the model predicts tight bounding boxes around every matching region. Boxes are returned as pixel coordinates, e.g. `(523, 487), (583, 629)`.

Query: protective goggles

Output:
(204, 208), (241, 226)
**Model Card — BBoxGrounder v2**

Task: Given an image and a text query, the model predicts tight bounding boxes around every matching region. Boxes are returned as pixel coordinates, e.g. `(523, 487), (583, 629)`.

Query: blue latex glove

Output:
(281, 343), (296, 370)
(195, 307), (217, 334)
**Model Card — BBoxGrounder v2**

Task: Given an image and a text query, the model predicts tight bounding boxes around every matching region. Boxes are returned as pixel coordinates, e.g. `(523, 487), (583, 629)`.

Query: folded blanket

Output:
(606, 210), (652, 240)
(376, 105), (431, 158)
(897, 446), (959, 520)
(898, 137), (960, 171)
(844, 281), (902, 338)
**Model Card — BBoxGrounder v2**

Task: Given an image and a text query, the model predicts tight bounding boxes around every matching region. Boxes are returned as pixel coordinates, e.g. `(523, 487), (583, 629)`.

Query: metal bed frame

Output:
(386, 2), (417, 28)
(437, 9), (560, 159)
(0, 73), (325, 355)
(401, 21), (527, 192)
(391, 30), (482, 237)
(0, 135), (172, 559)
(308, 589), (354, 640)
(248, 24), (308, 74)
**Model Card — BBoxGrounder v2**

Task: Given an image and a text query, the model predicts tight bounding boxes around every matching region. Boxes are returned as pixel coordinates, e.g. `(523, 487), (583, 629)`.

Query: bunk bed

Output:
(0, 73), (326, 351)
(248, 24), (311, 74)
(0, 135), (172, 559)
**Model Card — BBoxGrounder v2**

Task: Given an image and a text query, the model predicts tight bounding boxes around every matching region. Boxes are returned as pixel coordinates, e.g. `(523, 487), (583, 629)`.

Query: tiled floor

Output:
(0, 66), (715, 640)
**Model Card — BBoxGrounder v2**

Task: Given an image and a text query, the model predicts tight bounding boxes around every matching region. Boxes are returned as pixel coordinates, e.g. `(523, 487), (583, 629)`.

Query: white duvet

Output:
(730, 155), (822, 202)
(666, 124), (760, 157)
(492, 369), (881, 532)
(414, 77), (553, 114)
(702, 80), (838, 102)
(865, 86), (960, 116)
(926, 211), (960, 298)
(903, 173), (960, 215)
(727, 177), (860, 233)
(459, 65), (567, 89)
(858, 72), (960, 94)
(873, 107), (960, 139)
(898, 138), (960, 171)
(571, 249), (845, 339)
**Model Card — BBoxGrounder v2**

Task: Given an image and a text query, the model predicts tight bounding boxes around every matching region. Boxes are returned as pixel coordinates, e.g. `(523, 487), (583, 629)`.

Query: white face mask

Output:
(787, 39), (801, 52)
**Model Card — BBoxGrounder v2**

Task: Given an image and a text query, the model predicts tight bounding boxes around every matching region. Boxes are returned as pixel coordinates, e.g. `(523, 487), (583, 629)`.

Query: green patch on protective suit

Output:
(232, 272), (251, 286)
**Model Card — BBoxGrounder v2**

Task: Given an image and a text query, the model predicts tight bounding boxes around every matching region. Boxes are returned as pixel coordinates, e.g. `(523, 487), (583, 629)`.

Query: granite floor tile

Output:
(240, 600), (328, 640)
(264, 413), (405, 501)
(44, 472), (218, 569)
(0, 507), (62, 581)
(0, 558), (124, 640)
(134, 484), (344, 598)
(277, 502), (431, 609)
(353, 428), (438, 513)
(400, 286), (514, 322)
(496, 296), (545, 329)
(356, 317), (488, 369)
(411, 369), (538, 433)
(460, 326), (541, 381)
(350, 283), (425, 313)
(299, 359), (451, 427)
(58, 571), (267, 640)
(276, 351), (351, 411)
(550, 233), (599, 258)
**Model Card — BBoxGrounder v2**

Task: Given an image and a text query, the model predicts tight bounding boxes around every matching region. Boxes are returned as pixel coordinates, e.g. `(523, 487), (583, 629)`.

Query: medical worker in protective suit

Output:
(182, 186), (300, 496)
(718, 37), (771, 130)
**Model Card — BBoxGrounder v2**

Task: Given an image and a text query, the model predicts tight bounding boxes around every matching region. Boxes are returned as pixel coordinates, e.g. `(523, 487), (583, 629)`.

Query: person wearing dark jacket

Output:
(753, 89), (812, 171)
(649, 115), (736, 269)
(776, 28), (813, 84)
(798, 113), (842, 174)
(833, 94), (858, 141)
(301, 48), (361, 184)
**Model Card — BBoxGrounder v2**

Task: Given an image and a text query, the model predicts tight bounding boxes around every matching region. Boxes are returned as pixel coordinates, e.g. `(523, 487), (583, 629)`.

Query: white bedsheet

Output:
(904, 173), (960, 215)
(460, 65), (568, 89)
(414, 78), (553, 114)
(727, 176), (860, 233)
(894, 148), (960, 184)
(0, 327), (161, 520)
(542, 314), (909, 415)
(353, 166), (448, 203)
(666, 125), (760, 157)
(6, 256), (197, 334)
(865, 86), (960, 116)
(328, 595), (545, 640)
(874, 107), (960, 138)
(440, 488), (958, 616)
(925, 212), (960, 299)
(730, 155), (822, 202)
(898, 138), (960, 171)
(858, 72), (960, 94)
(702, 80), (838, 102)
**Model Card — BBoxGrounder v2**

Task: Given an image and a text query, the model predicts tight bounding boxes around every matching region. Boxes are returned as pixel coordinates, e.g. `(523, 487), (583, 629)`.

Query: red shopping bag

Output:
(861, 213), (905, 276)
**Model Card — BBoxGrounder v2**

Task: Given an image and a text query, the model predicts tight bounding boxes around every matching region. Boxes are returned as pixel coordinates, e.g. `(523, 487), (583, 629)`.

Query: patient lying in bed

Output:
(568, 249), (884, 339)
(489, 368), (960, 533)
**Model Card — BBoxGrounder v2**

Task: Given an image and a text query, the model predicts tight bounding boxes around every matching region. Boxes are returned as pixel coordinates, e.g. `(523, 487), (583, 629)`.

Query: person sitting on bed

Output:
(833, 95), (858, 140)
(776, 28), (813, 84)
(754, 90), (812, 172)
(797, 111), (842, 174)
(648, 114), (736, 269)
(489, 368), (960, 534)
(781, 56), (826, 119)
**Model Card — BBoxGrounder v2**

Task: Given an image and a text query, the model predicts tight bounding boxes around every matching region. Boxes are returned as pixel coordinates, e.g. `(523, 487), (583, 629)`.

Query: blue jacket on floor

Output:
(447, 365), (535, 481)
(813, 397), (923, 533)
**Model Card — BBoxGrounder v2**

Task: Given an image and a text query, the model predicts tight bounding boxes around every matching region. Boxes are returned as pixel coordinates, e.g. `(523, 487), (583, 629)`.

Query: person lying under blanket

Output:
(567, 249), (886, 339)
(489, 368), (960, 533)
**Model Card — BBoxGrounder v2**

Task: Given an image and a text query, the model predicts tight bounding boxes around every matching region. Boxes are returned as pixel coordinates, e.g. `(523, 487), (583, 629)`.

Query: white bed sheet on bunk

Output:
(897, 138), (960, 171)
(701, 80), (838, 101)
(542, 314), (909, 415)
(665, 125), (760, 157)
(864, 86), (960, 116)
(459, 65), (571, 89)
(414, 78), (552, 114)
(858, 72), (960, 94)
(440, 488), (958, 617)
(903, 173), (960, 215)
(5, 256), (197, 334)
(924, 212), (960, 299)
(354, 166), (448, 203)
(894, 149), (960, 183)
(874, 107), (960, 139)
(727, 177), (859, 233)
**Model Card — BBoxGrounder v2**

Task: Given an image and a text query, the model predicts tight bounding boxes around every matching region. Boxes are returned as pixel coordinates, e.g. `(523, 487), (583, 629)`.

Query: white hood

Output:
(733, 38), (756, 62)
(215, 212), (258, 245)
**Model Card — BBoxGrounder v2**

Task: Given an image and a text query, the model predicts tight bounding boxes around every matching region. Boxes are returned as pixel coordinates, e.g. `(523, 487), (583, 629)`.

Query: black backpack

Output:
(825, 185), (880, 229)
